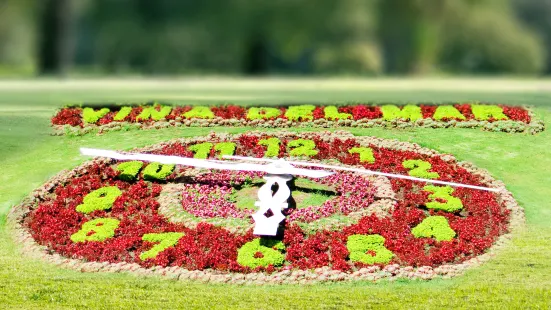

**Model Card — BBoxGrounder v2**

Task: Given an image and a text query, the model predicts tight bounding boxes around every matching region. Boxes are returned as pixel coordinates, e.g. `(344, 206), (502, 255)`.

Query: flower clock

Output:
(8, 131), (523, 284)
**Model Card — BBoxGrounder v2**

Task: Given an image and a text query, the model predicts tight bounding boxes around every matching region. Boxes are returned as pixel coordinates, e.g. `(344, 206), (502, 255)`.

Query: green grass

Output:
(1, 80), (551, 309)
(292, 178), (336, 208)
(291, 190), (334, 209)
(231, 188), (258, 210)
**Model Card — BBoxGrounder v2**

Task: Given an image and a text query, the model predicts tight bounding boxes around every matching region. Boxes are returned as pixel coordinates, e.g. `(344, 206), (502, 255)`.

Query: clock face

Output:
(13, 131), (522, 283)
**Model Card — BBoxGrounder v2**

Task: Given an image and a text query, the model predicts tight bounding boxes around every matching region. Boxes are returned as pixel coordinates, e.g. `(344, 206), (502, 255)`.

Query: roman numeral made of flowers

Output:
(251, 174), (292, 236)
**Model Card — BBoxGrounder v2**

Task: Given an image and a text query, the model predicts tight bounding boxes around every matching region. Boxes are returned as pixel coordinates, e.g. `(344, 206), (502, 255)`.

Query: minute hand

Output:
(80, 148), (334, 178)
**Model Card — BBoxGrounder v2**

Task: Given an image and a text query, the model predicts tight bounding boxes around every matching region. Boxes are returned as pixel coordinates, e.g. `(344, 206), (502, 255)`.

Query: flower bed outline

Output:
(7, 131), (525, 284)
(51, 103), (544, 135)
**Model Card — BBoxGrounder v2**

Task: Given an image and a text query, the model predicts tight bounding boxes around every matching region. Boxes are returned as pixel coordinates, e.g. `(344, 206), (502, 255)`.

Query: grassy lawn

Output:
(0, 79), (550, 309)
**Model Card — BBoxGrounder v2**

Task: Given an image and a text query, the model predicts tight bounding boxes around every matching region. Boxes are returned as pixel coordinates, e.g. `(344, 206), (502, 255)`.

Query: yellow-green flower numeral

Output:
(423, 185), (463, 212)
(346, 234), (394, 264)
(188, 142), (236, 159)
(348, 147), (375, 163)
(288, 139), (318, 157)
(71, 218), (120, 243)
(116, 161), (144, 181)
(140, 232), (185, 261)
(76, 186), (122, 214)
(236, 238), (285, 268)
(214, 142), (236, 158)
(117, 161), (173, 181)
(402, 159), (439, 179)
(142, 163), (175, 181)
(189, 142), (213, 159)
(258, 138), (281, 157)
(412, 216), (455, 241)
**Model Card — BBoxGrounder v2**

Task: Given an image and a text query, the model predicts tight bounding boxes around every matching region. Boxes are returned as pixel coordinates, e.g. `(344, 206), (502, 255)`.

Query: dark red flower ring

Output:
(11, 131), (523, 283)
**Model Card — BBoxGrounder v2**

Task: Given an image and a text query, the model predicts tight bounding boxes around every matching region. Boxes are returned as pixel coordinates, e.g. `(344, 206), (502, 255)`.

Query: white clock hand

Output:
(80, 148), (334, 179)
(223, 155), (500, 193)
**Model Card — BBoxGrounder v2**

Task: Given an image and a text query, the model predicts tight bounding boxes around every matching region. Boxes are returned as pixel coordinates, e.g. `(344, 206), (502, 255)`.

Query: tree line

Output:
(1, 0), (551, 76)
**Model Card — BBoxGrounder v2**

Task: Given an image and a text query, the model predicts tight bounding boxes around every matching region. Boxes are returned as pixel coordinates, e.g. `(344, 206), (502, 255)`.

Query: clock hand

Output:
(80, 148), (334, 179)
(223, 155), (500, 193)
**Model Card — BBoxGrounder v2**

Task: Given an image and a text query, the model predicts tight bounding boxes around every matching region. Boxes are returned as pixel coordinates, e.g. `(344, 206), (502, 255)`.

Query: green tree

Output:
(37, 0), (77, 75)
(0, 0), (36, 74)
(378, 0), (450, 74)
(441, 0), (545, 74)
(514, 0), (551, 73)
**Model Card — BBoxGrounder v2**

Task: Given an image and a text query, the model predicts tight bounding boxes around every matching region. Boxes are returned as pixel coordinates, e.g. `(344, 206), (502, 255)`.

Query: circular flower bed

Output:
(8, 131), (524, 284)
